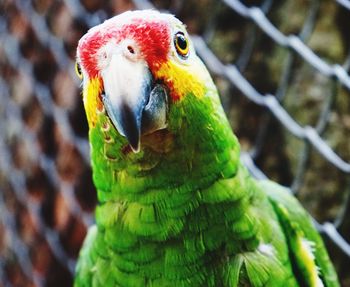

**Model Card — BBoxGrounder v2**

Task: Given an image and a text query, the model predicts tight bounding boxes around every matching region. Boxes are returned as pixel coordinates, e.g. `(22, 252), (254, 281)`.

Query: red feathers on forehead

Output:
(78, 18), (170, 78)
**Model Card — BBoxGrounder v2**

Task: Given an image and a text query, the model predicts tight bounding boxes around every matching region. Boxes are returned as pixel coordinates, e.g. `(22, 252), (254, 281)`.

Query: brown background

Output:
(0, 0), (349, 286)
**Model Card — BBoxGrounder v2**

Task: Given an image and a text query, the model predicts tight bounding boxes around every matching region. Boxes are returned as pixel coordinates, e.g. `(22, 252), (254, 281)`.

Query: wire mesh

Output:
(0, 0), (349, 286)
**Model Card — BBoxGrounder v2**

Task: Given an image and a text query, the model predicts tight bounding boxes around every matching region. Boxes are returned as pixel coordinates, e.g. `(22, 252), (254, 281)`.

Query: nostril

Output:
(123, 42), (139, 61)
(127, 45), (135, 54)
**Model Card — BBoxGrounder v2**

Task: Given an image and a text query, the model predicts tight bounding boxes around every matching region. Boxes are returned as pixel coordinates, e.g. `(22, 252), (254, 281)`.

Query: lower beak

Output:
(101, 54), (167, 152)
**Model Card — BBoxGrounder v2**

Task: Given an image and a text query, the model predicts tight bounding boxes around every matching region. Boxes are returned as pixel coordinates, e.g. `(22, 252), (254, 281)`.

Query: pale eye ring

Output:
(174, 32), (189, 59)
(75, 62), (83, 79)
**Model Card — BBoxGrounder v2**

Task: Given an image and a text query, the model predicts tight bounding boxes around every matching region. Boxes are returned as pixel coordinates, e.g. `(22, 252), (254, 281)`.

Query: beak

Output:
(101, 54), (167, 152)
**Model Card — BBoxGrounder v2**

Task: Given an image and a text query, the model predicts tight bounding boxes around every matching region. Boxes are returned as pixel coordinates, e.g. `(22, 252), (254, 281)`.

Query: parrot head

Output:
(76, 10), (235, 159)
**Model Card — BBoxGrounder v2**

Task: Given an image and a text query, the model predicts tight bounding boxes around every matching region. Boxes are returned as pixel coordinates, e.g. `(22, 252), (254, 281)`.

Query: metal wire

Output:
(191, 0), (350, 258)
(0, 0), (349, 286)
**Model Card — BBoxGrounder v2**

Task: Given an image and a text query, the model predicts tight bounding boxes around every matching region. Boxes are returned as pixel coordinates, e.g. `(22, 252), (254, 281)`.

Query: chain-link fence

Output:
(0, 0), (349, 286)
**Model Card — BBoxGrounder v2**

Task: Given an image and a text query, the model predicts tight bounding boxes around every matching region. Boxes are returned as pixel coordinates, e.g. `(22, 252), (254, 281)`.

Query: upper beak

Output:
(101, 53), (167, 152)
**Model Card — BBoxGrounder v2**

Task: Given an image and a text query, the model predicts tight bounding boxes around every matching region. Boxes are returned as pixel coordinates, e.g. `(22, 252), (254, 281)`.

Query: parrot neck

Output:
(90, 93), (241, 204)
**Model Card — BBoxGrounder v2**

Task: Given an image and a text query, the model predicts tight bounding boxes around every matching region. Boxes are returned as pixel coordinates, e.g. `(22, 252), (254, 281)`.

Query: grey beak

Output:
(101, 54), (167, 152)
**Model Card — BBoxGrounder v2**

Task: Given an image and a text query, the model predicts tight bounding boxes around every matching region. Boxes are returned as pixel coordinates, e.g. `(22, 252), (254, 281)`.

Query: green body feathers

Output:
(75, 90), (339, 287)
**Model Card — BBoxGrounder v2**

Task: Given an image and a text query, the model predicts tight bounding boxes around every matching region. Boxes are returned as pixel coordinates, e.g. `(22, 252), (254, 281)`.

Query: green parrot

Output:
(74, 10), (340, 287)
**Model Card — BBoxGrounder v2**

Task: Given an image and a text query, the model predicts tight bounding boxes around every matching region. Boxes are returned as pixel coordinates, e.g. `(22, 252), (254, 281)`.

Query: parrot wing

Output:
(259, 180), (339, 287)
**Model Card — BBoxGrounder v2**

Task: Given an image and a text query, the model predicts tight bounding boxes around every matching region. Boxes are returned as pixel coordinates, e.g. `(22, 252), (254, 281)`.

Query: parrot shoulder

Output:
(259, 180), (339, 287)
(75, 225), (98, 287)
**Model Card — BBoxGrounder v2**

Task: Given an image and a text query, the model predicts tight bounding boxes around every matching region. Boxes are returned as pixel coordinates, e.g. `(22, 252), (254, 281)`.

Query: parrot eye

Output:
(75, 62), (83, 79)
(174, 32), (189, 58)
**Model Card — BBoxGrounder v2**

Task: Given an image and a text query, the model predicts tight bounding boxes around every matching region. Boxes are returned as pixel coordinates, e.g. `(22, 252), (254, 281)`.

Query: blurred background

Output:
(0, 0), (350, 286)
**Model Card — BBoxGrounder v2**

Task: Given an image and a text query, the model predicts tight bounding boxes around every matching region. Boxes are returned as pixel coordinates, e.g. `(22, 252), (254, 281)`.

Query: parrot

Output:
(74, 10), (340, 287)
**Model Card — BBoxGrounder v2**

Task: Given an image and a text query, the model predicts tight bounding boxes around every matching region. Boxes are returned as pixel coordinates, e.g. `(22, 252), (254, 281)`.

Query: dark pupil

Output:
(77, 63), (82, 75)
(176, 34), (187, 50)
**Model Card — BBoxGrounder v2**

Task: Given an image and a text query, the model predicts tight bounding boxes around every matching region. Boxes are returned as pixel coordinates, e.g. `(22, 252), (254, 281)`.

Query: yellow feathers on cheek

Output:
(83, 78), (104, 127)
(155, 60), (207, 101)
